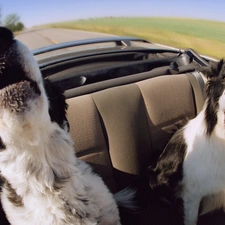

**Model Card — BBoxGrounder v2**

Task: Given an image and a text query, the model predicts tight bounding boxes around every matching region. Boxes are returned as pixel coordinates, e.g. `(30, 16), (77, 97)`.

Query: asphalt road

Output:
(16, 28), (115, 50)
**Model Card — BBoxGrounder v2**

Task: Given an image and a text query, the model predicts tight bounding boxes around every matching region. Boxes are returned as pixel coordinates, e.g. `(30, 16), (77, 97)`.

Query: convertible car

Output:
(0, 33), (224, 225)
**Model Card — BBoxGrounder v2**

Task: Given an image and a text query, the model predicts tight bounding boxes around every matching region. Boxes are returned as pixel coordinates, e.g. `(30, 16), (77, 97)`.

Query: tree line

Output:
(0, 7), (25, 32)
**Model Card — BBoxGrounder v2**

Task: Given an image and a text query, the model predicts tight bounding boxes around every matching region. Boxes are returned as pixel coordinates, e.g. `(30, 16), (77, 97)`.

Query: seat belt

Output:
(186, 72), (205, 114)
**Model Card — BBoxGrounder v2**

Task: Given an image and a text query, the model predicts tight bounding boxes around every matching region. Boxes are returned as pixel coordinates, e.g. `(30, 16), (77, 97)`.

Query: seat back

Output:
(66, 73), (203, 191)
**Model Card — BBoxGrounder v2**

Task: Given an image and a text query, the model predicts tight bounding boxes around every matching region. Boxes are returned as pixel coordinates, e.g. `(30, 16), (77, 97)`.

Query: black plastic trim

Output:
(32, 37), (152, 56)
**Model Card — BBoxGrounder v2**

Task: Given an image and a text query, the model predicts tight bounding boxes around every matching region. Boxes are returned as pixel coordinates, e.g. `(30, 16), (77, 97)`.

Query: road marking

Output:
(37, 32), (58, 44)
(51, 39), (58, 44)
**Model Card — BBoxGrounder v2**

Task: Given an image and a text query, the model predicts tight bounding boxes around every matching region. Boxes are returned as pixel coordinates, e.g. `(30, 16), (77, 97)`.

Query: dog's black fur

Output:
(44, 79), (69, 132)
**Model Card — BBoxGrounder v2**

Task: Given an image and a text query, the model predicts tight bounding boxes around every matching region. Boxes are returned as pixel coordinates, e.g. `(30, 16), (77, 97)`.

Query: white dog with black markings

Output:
(149, 59), (225, 225)
(0, 27), (134, 225)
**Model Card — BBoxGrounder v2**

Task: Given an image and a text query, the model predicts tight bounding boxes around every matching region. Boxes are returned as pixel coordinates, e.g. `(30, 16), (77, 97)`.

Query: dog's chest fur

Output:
(0, 125), (119, 225)
(182, 109), (225, 196)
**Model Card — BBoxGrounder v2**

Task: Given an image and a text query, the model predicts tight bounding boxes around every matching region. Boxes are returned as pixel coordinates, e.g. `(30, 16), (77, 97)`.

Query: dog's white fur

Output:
(0, 38), (132, 224)
(182, 104), (225, 225)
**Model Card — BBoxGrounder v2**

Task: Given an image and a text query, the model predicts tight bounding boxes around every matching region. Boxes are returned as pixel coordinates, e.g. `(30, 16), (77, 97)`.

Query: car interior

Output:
(66, 73), (203, 225)
(1, 40), (225, 224)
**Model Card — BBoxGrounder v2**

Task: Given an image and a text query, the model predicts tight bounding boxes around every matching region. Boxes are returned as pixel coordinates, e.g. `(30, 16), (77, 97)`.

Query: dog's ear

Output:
(44, 79), (70, 132)
(200, 59), (225, 79)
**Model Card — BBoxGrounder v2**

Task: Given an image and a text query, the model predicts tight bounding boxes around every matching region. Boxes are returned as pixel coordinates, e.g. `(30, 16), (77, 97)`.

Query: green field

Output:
(43, 17), (225, 59)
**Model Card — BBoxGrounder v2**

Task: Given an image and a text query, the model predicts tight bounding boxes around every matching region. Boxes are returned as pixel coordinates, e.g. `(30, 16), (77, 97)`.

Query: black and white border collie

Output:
(149, 59), (225, 225)
(0, 27), (134, 225)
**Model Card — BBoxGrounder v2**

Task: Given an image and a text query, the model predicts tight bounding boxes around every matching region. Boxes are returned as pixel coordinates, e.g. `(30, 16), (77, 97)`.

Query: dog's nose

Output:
(0, 27), (14, 54)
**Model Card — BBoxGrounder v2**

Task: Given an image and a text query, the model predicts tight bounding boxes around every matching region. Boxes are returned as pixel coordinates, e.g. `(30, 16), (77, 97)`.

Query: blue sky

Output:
(1, 0), (225, 28)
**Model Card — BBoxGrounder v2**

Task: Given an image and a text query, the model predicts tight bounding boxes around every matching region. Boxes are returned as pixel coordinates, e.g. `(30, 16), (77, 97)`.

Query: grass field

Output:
(43, 17), (225, 59)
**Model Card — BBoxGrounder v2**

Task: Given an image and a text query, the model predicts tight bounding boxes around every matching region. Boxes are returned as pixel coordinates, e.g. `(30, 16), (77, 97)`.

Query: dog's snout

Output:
(0, 27), (42, 90)
(0, 27), (14, 41)
(0, 27), (14, 54)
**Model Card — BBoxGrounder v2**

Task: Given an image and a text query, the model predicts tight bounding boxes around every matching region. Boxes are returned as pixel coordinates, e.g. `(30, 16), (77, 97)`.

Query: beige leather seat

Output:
(66, 74), (198, 192)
